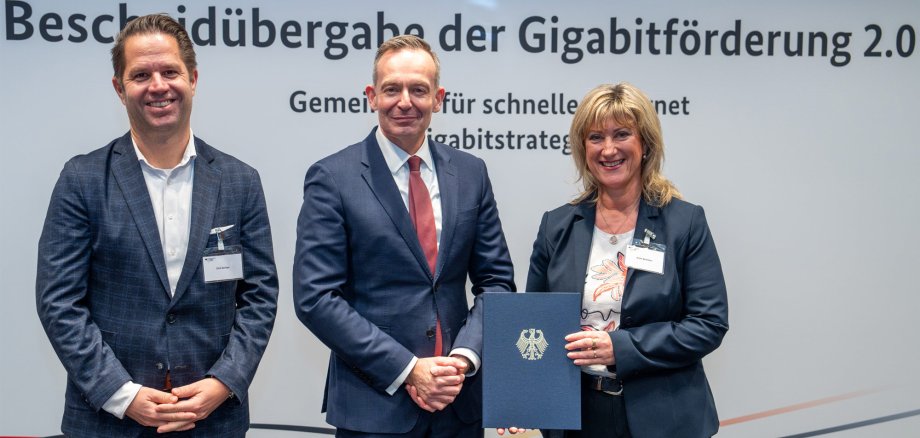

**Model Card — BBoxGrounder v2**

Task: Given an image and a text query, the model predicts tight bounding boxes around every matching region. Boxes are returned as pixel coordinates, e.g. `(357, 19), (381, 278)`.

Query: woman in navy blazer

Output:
(526, 83), (728, 438)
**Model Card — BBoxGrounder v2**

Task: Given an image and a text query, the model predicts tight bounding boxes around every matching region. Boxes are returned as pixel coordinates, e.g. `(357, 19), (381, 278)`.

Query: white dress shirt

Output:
(101, 132), (196, 418)
(376, 128), (443, 245)
(375, 129), (481, 395)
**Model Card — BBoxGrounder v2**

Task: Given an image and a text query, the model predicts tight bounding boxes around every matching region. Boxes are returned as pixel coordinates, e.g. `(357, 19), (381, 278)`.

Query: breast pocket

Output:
(205, 225), (239, 249)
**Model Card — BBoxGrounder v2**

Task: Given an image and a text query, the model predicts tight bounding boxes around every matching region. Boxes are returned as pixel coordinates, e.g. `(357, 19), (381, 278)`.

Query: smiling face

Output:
(365, 48), (445, 154)
(112, 32), (197, 142)
(585, 117), (645, 196)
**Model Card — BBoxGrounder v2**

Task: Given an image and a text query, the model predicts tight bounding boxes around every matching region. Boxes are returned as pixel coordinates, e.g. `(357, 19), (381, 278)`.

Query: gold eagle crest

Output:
(516, 328), (548, 360)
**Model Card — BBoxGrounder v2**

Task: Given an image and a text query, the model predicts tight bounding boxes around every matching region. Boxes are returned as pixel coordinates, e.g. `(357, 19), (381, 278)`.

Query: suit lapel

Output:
(430, 142), (455, 281)
(110, 133), (171, 297)
(562, 202), (597, 294)
(171, 139), (221, 305)
(623, 199), (661, 305)
(360, 131), (432, 278)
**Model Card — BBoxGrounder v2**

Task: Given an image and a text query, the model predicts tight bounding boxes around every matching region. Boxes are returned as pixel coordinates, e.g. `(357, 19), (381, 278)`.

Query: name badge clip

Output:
(642, 228), (656, 246)
(210, 225), (235, 251)
(626, 229), (665, 275)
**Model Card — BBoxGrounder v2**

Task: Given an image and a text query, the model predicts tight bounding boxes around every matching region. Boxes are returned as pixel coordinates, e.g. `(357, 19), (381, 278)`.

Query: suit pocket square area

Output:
(207, 224), (238, 247)
(209, 224), (235, 234)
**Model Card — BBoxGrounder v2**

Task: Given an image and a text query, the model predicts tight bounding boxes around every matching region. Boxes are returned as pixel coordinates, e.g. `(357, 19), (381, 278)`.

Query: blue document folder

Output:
(482, 292), (581, 429)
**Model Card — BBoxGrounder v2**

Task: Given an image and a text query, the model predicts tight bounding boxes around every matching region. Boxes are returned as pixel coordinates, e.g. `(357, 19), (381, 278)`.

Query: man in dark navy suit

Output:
(293, 35), (516, 437)
(36, 14), (278, 437)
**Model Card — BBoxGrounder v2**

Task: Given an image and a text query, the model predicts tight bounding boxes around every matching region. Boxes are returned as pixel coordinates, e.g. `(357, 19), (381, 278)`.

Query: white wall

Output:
(2, 1), (919, 436)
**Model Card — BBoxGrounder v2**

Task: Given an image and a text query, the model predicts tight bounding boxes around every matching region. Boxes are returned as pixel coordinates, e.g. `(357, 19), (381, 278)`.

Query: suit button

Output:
(167, 314), (177, 324)
(156, 362), (164, 370)
(434, 283), (439, 292)
(426, 329), (435, 338)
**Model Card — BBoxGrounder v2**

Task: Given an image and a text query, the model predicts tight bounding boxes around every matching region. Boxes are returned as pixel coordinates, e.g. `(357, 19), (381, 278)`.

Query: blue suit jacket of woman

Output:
(527, 196), (728, 438)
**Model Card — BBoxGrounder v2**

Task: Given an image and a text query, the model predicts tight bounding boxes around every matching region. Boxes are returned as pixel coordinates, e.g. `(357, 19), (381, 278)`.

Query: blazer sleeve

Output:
(36, 160), (133, 411)
(206, 168), (279, 402)
(452, 159), (517, 357)
(292, 163), (416, 393)
(610, 205), (729, 379)
(525, 212), (552, 292)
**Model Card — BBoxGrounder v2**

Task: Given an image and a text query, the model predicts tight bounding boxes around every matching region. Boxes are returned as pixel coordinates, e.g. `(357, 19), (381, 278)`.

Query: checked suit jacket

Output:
(36, 133), (279, 437)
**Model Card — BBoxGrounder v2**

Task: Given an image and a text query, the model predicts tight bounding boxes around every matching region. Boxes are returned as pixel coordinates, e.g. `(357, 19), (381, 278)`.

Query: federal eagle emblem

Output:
(516, 328), (548, 360)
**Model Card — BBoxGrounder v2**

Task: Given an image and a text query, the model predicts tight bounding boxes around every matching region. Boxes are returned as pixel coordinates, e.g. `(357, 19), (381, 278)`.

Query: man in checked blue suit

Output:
(293, 35), (516, 437)
(36, 14), (278, 437)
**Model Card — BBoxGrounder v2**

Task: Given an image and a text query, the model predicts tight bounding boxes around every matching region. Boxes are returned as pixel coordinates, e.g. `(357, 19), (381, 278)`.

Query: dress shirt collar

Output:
(375, 127), (436, 175)
(132, 130), (197, 171)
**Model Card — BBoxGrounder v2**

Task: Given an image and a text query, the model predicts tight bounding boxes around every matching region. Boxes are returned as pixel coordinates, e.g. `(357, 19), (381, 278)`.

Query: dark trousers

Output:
(562, 373), (631, 438)
(335, 404), (483, 438)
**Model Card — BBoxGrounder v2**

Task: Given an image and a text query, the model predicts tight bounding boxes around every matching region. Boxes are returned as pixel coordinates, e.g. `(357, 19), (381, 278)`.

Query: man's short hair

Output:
(111, 14), (197, 85)
(373, 35), (440, 86)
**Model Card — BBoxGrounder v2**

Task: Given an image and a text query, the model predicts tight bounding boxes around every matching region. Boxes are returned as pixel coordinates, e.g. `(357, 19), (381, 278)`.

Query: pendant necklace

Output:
(598, 199), (640, 245)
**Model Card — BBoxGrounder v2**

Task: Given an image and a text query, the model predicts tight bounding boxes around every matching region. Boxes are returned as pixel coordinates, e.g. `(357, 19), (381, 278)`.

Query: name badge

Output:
(625, 238), (665, 275)
(203, 246), (244, 283)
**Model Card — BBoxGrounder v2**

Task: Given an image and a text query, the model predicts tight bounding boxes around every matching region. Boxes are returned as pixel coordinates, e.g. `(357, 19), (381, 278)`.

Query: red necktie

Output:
(407, 155), (442, 356)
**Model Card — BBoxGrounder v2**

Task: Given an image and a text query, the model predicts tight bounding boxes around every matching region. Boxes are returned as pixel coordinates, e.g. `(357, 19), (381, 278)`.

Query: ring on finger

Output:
(591, 338), (597, 349)
(593, 351), (598, 359)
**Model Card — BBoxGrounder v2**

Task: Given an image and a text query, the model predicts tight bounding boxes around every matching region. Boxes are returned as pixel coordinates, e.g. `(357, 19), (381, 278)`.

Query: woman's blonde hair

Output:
(569, 82), (681, 206)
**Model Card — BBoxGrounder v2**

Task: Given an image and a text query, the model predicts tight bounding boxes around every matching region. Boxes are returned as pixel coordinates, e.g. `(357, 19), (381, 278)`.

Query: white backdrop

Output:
(2, 1), (919, 436)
